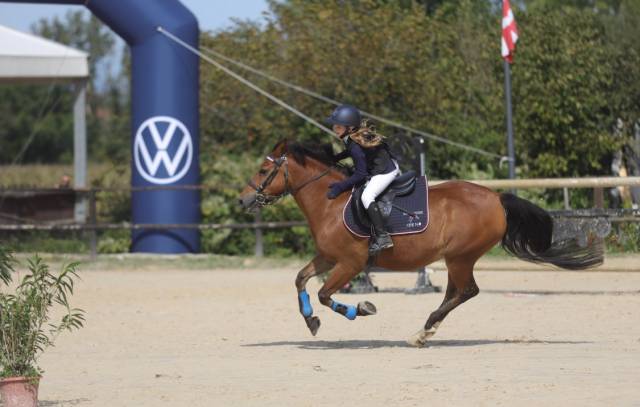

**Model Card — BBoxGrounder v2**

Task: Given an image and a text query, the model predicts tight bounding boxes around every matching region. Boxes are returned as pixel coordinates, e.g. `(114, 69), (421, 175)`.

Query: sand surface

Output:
(17, 261), (640, 407)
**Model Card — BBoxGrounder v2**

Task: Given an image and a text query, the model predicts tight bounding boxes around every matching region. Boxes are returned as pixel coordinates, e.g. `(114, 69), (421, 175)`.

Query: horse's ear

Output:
(272, 138), (289, 155)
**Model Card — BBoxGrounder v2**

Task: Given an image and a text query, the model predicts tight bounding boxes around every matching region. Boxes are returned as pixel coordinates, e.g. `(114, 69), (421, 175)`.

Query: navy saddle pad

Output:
(343, 175), (429, 238)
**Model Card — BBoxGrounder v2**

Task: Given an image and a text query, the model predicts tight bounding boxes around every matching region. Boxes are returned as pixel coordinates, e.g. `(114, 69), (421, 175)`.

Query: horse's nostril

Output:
(238, 198), (244, 206)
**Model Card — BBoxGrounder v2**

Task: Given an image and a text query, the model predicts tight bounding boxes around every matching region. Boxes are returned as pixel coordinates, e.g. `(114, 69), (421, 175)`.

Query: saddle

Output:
(353, 170), (416, 221)
(343, 171), (430, 238)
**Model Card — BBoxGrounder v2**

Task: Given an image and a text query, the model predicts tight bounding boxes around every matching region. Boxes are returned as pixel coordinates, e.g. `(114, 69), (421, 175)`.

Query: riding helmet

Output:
(325, 104), (362, 128)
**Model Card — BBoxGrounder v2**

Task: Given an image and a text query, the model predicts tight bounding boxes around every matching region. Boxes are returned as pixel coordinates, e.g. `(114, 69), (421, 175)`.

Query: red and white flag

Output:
(501, 0), (519, 63)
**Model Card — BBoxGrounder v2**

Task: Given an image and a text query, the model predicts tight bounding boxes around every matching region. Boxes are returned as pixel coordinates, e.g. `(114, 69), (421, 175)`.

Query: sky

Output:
(0, 0), (270, 33)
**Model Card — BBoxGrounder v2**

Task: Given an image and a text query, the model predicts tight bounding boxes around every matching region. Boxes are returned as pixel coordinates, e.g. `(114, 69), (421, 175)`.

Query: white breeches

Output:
(361, 163), (401, 209)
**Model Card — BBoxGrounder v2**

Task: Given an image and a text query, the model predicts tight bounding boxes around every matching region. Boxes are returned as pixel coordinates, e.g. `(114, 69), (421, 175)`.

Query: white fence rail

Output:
(430, 176), (640, 189)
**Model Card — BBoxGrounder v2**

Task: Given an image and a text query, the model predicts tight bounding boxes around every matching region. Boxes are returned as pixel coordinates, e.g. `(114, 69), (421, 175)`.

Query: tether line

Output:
(159, 26), (504, 160)
(199, 44), (504, 160)
(157, 26), (334, 137)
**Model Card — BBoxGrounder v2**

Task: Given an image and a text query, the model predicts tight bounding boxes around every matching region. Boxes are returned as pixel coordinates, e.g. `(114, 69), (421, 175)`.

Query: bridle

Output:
(247, 153), (331, 208)
(247, 154), (332, 208)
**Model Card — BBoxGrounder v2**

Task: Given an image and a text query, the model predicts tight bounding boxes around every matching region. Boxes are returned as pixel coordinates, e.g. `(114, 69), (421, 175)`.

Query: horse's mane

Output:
(273, 140), (350, 175)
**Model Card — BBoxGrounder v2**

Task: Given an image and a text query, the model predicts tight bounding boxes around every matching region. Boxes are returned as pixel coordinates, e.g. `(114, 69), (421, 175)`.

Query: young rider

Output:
(325, 104), (401, 255)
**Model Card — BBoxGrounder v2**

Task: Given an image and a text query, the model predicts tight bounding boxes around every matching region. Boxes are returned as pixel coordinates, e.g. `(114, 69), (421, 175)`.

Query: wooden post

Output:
(594, 187), (604, 209)
(89, 190), (97, 260)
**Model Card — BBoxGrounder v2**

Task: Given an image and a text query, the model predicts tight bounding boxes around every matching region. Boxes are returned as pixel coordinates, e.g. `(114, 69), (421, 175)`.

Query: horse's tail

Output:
(499, 193), (603, 270)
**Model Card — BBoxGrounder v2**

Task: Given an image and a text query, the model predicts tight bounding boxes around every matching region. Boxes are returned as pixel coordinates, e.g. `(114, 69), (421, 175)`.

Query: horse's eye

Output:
(259, 169), (268, 175)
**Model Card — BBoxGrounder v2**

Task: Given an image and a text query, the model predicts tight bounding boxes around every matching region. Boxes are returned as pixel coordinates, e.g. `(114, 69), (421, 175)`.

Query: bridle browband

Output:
(247, 153), (331, 208)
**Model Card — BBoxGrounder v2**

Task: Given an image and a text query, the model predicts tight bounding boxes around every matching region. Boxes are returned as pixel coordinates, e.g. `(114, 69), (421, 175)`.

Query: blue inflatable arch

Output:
(4, 0), (201, 254)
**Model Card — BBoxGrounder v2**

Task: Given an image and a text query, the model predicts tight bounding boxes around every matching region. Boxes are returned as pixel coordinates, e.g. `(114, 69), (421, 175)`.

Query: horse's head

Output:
(239, 140), (291, 212)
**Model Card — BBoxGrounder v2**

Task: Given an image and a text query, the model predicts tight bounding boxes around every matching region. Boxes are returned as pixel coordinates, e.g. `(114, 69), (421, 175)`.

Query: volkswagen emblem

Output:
(133, 116), (193, 185)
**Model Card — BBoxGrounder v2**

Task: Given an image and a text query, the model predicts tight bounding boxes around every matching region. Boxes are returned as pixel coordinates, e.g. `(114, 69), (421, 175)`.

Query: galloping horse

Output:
(239, 140), (603, 347)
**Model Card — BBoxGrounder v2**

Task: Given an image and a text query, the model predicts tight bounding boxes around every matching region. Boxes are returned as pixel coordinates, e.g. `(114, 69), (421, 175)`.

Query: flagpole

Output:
(503, 59), (516, 180)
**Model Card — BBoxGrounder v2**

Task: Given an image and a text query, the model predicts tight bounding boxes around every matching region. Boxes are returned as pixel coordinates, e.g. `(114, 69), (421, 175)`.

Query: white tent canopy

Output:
(0, 24), (88, 81)
(0, 24), (88, 222)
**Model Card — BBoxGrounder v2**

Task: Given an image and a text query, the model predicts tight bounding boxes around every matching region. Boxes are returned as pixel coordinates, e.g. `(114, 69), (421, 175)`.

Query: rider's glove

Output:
(327, 183), (342, 199)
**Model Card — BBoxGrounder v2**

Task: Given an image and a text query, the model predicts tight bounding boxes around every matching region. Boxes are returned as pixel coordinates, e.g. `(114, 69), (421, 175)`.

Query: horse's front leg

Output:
(295, 255), (333, 336)
(317, 262), (377, 321)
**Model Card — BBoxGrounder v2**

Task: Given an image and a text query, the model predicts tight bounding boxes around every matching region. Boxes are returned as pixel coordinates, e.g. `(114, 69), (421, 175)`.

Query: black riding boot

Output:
(366, 202), (394, 255)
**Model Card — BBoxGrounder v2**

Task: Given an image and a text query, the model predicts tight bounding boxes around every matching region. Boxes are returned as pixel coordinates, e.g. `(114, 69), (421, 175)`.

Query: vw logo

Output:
(134, 116), (193, 185)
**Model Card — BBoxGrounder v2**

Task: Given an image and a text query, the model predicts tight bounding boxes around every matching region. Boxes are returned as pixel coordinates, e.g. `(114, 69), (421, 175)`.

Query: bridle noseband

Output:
(246, 153), (331, 209)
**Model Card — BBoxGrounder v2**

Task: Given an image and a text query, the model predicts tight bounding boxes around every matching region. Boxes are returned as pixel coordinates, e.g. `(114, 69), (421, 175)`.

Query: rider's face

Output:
(332, 124), (347, 136)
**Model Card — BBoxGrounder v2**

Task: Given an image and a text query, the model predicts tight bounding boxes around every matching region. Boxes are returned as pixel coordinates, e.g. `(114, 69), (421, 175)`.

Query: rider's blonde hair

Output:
(348, 119), (385, 148)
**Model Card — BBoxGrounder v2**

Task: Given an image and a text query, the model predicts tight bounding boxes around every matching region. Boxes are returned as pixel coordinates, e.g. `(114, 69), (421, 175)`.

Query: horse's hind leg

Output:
(295, 255), (333, 336)
(407, 258), (479, 347)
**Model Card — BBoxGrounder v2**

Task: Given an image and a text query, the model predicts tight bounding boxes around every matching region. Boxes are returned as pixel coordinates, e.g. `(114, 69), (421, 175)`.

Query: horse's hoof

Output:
(357, 301), (377, 316)
(306, 316), (321, 336)
(407, 323), (440, 348)
(407, 330), (428, 348)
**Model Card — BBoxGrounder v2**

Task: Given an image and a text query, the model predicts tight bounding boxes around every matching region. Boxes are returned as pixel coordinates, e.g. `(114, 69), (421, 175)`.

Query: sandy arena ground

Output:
(13, 256), (639, 407)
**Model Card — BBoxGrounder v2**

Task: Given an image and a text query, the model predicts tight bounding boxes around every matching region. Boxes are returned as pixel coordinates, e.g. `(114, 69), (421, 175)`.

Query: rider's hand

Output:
(327, 183), (342, 200)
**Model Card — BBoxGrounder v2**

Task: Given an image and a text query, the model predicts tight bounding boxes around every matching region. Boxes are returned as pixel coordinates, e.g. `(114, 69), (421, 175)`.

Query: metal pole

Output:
(504, 60), (516, 180)
(409, 136), (439, 294)
(89, 190), (97, 260)
(73, 80), (88, 222)
(418, 137), (426, 176)
(563, 187), (571, 209)
(254, 208), (264, 257)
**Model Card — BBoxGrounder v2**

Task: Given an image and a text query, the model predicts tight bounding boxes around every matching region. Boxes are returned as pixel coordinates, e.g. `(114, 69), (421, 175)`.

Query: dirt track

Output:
(27, 259), (640, 407)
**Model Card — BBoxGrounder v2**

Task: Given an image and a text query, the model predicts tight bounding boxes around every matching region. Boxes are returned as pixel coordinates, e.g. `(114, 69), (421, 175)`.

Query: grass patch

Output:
(1, 232), (89, 253)
(0, 163), (124, 188)
(11, 252), (306, 271)
(483, 244), (510, 257)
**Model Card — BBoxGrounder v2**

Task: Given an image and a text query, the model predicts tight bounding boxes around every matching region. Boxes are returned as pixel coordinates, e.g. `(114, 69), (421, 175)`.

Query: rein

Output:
(247, 154), (332, 207)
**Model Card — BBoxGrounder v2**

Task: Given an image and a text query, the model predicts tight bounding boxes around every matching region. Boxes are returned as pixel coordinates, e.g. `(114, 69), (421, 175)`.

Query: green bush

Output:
(606, 223), (640, 253)
(0, 246), (13, 285)
(91, 164), (131, 223)
(261, 197), (315, 257)
(199, 152), (316, 256)
(200, 153), (257, 255)
(0, 232), (88, 253)
(97, 230), (131, 254)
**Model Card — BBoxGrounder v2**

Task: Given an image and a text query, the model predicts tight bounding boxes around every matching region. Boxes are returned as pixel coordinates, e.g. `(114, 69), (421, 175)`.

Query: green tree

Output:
(513, 7), (624, 177)
(200, 0), (505, 178)
(199, 0), (638, 180)
(604, 0), (640, 142)
(0, 10), (123, 165)
(0, 84), (74, 164)
(524, 0), (623, 14)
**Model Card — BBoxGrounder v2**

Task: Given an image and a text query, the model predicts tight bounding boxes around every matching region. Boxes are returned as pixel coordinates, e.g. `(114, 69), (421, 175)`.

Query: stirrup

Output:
(368, 233), (394, 254)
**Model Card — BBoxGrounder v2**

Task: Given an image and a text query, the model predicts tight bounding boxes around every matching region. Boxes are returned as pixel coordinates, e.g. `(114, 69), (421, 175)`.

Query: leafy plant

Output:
(0, 246), (14, 286)
(606, 223), (640, 252)
(97, 230), (131, 254)
(0, 252), (85, 378)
